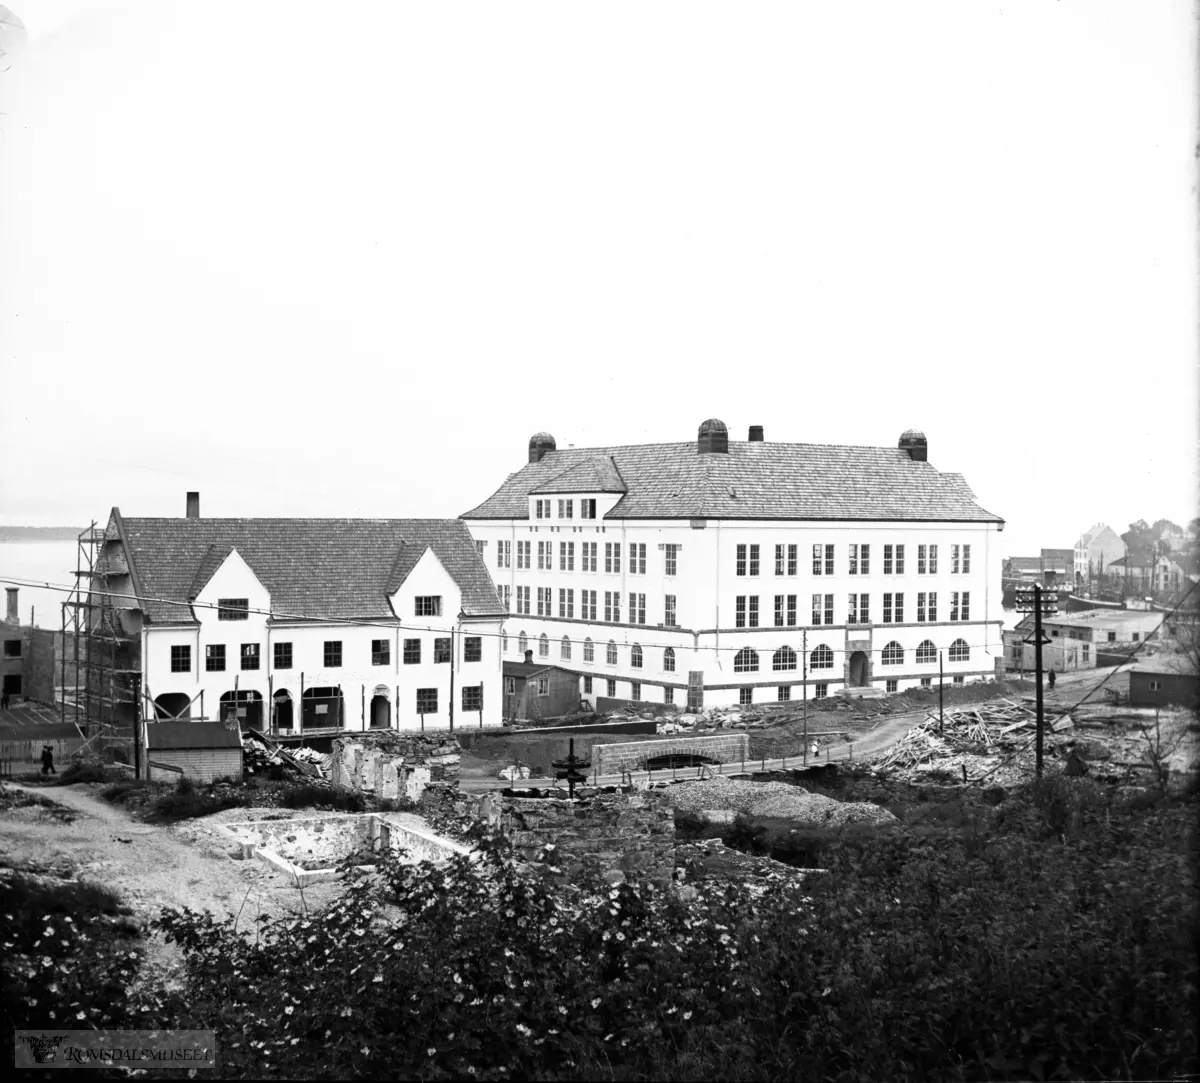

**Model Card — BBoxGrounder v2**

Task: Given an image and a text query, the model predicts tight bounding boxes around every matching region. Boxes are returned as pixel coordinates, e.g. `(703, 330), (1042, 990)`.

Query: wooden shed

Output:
(502, 660), (580, 721)
(1128, 657), (1199, 710)
(144, 722), (243, 783)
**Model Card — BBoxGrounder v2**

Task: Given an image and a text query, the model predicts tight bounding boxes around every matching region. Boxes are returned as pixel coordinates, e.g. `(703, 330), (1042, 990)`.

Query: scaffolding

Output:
(61, 521), (141, 743)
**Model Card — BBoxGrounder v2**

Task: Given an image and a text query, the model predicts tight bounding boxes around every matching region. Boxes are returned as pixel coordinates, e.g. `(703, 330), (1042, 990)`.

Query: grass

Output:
(279, 783), (366, 812)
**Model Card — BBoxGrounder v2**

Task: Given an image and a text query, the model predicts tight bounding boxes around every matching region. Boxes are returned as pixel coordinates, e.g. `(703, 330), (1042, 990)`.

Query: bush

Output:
(278, 783), (365, 812)
(146, 776), (250, 822)
(99, 779), (154, 805)
(58, 761), (110, 785)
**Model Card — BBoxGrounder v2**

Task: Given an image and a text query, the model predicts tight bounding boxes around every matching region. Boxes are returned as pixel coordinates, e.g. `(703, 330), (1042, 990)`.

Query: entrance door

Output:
(849, 650), (869, 687)
(3, 674), (22, 698)
(370, 695), (391, 729)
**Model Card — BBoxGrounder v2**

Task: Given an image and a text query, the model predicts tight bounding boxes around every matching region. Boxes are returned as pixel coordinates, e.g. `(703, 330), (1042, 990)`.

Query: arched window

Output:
(916, 640), (937, 664)
(734, 647), (759, 673)
(810, 644), (833, 670)
(560, 636), (572, 661)
(881, 641), (904, 666)
(772, 645), (797, 672)
(583, 637), (594, 663)
(606, 640), (618, 666)
(663, 647), (676, 673)
(538, 633), (549, 658)
(949, 638), (969, 662)
(631, 645), (643, 669)
(518, 632), (528, 656)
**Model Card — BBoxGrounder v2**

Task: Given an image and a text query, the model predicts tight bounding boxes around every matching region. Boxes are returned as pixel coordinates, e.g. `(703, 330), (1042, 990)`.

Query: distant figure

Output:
(811, 740), (819, 759)
(40, 745), (56, 775)
(1048, 670), (1057, 691)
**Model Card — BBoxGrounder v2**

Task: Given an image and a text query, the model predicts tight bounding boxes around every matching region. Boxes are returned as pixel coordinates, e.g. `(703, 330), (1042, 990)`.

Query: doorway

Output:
(848, 650), (869, 687)
(370, 694), (391, 729)
(272, 690), (294, 731)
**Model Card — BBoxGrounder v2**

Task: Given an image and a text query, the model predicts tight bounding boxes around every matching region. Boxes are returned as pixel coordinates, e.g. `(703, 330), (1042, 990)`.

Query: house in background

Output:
(1003, 608), (1165, 673)
(89, 495), (507, 735)
(1, 588), (56, 708)
(1128, 655), (1199, 709)
(145, 721), (243, 783)
(1074, 524), (1125, 587)
(502, 654), (581, 720)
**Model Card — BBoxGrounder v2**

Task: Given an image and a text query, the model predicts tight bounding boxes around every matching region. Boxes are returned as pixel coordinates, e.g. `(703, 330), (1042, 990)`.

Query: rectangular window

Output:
(516, 586), (531, 615)
(883, 592), (893, 623)
(630, 681), (641, 702)
(535, 499), (550, 519)
(951, 592), (960, 621)
(860, 544), (869, 575)
(951, 544), (960, 574)
(582, 542), (598, 572)
(606, 679), (616, 697)
(559, 588), (575, 619)
(928, 592), (938, 621)
(1107, 631), (1116, 642)
(463, 637), (482, 662)
(517, 540), (531, 569)
(629, 593), (646, 625)
(434, 638), (451, 664)
(774, 594), (785, 627)
(557, 499), (573, 519)
(895, 544), (905, 574)
(583, 675), (593, 693)
(170, 645), (190, 673)
(462, 685), (482, 711)
(739, 687), (753, 706)
(787, 595), (797, 626)
(736, 596), (747, 628)
(775, 545), (785, 576)
(3, 639), (20, 658)
(884, 544), (893, 575)
(847, 594), (869, 624)
(953, 675), (965, 686)
(415, 596), (442, 617)
(538, 541), (550, 570)
(581, 590), (597, 620)
(217, 598), (249, 621)
(206, 644), (225, 672)
(918, 592), (926, 622)
(580, 498), (597, 519)
(497, 540), (511, 568)
(918, 545), (927, 574)
(813, 544), (834, 575)
(787, 544), (797, 576)
(736, 544), (747, 577)
(497, 584), (511, 612)
(929, 544), (938, 574)
(1149, 679), (1161, 691)
(961, 591), (969, 621)
(777, 685), (791, 702)
(622, 543), (643, 575)
(1082, 644), (1090, 661)
(323, 641), (342, 667)
(886, 679), (898, 693)
(749, 544), (760, 576)
(505, 676), (516, 695)
(537, 587), (552, 616)
(605, 543), (621, 574)
(748, 595), (759, 627)
(962, 544), (970, 573)
(894, 592), (904, 622)
(921, 677), (932, 689)
(664, 544), (679, 577)
(814, 682), (828, 700)
(664, 686), (674, 705)
(476, 539), (487, 556)
(416, 688), (437, 715)
(403, 638), (421, 664)
(560, 542), (575, 571)
(274, 641), (292, 669)
(849, 544), (863, 575)
(240, 643), (260, 670)
(372, 639), (390, 665)
(1131, 632), (1140, 642)
(664, 595), (677, 627)
(604, 591), (621, 623)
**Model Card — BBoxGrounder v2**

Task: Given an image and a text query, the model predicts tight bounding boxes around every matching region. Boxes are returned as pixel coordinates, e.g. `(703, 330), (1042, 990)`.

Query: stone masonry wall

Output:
(594, 734), (750, 777)
(330, 732), (460, 802)
(502, 792), (675, 884)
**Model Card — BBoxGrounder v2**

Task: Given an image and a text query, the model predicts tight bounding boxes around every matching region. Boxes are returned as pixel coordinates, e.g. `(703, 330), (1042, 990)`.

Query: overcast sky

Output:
(1, 0), (1196, 558)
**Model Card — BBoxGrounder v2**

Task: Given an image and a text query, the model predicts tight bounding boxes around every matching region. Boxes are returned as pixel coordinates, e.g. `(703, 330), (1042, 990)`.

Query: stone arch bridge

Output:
(593, 734), (750, 778)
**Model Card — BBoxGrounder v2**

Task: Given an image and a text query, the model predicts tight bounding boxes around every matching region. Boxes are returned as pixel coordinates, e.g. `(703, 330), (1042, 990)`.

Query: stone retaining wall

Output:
(594, 734), (750, 776)
(330, 732), (459, 801)
(502, 792), (675, 884)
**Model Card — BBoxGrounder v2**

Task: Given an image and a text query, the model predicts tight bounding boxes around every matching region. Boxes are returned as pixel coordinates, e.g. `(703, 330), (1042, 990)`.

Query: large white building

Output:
(94, 501), (506, 733)
(462, 420), (1005, 710)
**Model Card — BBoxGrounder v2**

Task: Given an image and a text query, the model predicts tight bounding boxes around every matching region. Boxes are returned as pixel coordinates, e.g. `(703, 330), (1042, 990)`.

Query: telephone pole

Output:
(1015, 583), (1057, 776)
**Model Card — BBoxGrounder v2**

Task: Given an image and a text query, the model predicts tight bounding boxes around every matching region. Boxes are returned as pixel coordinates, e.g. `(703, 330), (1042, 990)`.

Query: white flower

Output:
(683, 1011), (692, 1020)
(591, 998), (601, 1009)
(284, 1006), (294, 1015)
(516, 1024), (532, 1037)
(427, 1048), (436, 1057)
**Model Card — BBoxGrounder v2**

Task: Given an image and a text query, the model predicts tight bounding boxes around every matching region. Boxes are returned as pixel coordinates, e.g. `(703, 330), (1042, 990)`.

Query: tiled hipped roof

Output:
(462, 441), (1002, 522)
(114, 516), (502, 625)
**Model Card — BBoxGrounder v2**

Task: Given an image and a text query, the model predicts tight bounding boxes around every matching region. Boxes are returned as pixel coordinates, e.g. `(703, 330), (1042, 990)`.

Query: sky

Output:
(0, 0), (1197, 560)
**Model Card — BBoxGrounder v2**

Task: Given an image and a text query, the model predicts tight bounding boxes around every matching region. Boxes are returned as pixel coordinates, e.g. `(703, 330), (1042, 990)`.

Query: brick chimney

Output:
(748, 425), (764, 442)
(524, 649), (534, 664)
(186, 492), (200, 518)
(5, 587), (16, 624)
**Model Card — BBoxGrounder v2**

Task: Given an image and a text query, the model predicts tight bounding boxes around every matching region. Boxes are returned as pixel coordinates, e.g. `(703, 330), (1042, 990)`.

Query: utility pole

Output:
(1016, 583), (1057, 777)
(939, 650), (944, 735)
(802, 628), (808, 764)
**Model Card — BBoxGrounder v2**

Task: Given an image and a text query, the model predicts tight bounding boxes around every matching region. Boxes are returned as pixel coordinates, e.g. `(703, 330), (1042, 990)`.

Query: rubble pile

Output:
(874, 701), (1040, 772)
(660, 776), (895, 827)
(242, 730), (330, 783)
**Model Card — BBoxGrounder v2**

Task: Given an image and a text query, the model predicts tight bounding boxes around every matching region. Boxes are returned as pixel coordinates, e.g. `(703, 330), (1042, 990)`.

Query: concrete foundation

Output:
(218, 812), (472, 887)
(330, 732), (460, 803)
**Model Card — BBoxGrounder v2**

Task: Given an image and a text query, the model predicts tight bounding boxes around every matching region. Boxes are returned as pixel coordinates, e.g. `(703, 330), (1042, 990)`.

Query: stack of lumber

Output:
(875, 701), (1038, 770)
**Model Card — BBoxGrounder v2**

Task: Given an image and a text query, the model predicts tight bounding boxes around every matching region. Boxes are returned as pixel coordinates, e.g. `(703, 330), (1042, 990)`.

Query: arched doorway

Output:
(848, 650), (869, 687)
(219, 690), (263, 728)
(302, 686), (343, 729)
(272, 690), (294, 732)
(370, 694), (391, 729)
(153, 692), (191, 720)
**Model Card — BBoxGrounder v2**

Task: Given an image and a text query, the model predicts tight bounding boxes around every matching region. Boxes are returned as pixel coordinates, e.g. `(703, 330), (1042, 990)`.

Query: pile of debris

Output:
(241, 730), (330, 783)
(662, 775), (896, 828)
(872, 701), (1056, 773)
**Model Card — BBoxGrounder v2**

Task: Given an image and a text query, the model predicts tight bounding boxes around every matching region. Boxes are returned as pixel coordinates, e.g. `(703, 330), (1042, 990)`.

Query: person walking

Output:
(40, 744), (56, 775)
(811, 739), (819, 759)
(1048, 669), (1057, 691)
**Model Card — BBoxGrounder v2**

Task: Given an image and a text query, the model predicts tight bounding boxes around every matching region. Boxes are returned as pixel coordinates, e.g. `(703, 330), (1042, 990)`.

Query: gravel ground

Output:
(661, 776), (896, 826)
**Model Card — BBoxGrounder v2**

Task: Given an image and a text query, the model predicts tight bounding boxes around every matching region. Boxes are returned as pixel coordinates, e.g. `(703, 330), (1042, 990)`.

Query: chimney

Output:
(524, 649), (534, 664)
(697, 418), (729, 454)
(898, 429), (928, 462)
(748, 425), (764, 442)
(186, 492), (200, 519)
(5, 587), (17, 624)
(528, 432), (557, 464)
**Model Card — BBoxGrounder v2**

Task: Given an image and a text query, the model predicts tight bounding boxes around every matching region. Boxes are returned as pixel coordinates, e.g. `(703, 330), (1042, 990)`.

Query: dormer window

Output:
(580, 499), (596, 519)
(557, 499), (573, 519)
(218, 598), (249, 620)
(534, 499), (551, 519)
(415, 596), (442, 617)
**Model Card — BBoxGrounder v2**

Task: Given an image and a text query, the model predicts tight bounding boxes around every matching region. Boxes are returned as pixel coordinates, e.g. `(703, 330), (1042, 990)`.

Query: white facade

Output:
(143, 547), (503, 732)
(1074, 524), (1125, 583)
(470, 505), (1004, 708)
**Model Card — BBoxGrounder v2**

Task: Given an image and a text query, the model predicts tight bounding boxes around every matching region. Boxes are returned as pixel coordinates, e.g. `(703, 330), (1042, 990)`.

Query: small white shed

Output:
(145, 721), (243, 783)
